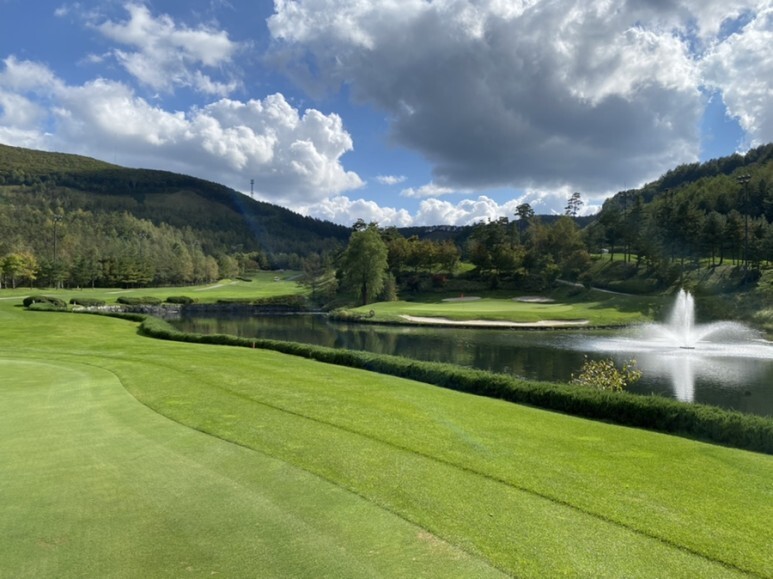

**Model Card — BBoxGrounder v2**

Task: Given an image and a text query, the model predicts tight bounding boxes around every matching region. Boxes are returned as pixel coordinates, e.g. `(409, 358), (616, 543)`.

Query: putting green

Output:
(0, 358), (502, 578)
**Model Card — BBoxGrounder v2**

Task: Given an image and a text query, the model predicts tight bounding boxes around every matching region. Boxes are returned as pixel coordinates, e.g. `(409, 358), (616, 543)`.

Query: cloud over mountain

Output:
(268, 0), (771, 195)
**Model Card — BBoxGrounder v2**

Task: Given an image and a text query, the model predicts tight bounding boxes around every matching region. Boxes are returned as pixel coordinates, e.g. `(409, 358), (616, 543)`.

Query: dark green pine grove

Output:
(587, 143), (773, 273)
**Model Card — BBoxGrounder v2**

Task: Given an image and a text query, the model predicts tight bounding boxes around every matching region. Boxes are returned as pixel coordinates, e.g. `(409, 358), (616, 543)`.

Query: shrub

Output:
(117, 296), (163, 306)
(23, 295), (67, 309)
(571, 357), (642, 392)
(165, 296), (195, 305)
(27, 302), (67, 311)
(215, 295), (307, 309)
(69, 297), (106, 307)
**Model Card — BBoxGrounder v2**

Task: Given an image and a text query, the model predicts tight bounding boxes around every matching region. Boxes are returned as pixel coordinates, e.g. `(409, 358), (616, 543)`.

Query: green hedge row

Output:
(165, 296), (196, 305)
(215, 295), (307, 309)
(23, 295), (67, 309)
(138, 316), (773, 455)
(70, 297), (106, 307)
(116, 296), (163, 306)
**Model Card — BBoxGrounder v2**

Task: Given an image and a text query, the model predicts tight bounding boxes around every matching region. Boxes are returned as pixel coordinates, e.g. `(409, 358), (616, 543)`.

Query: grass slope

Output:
(0, 315), (500, 578)
(349, 289), (658, 326)
(2, 272), (304, 303)
(0, 286), (771, 576)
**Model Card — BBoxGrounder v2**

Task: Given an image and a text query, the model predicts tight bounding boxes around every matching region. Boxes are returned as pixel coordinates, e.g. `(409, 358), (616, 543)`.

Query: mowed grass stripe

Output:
(107, 351), (761, 576)
(2, 304), (772, 576)
(107, 346), (769, 574)
(0, 357), (504, 578)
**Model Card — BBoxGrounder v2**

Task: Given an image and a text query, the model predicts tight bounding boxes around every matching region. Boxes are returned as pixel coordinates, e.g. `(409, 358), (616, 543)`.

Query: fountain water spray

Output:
(582, 289), (773, 403)
(642, 289), (756, 349)
(669, 289), (696, 348)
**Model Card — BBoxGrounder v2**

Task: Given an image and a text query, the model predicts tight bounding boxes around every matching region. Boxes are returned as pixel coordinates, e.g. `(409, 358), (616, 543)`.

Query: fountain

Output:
(641, 289), (756, 350)
(583, 289), (773, 404)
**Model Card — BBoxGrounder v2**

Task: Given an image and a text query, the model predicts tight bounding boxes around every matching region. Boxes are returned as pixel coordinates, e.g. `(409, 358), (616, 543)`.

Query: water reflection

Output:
(584, 331), (773, 409)
(172, 313), (773, 416)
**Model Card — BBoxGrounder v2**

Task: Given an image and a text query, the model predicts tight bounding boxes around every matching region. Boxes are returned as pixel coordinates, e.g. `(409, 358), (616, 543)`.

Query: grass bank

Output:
(0, 271), (305, 304)
(343, 288), (660, 327)
(1, 298), (772, 576)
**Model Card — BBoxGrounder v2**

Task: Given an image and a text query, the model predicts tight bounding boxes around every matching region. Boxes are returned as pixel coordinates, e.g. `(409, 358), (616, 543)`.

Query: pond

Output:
(171, 312), (773, 417)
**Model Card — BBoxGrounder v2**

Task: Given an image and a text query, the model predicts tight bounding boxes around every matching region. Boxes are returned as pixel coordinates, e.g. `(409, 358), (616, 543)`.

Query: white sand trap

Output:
(442, 296), (482, 302)
(514, 296), (556, 303)
(400, 315), (588, 328)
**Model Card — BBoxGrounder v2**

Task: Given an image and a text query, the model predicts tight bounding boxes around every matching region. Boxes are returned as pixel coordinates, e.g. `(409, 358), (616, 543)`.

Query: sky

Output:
(0, 0), (771, 227)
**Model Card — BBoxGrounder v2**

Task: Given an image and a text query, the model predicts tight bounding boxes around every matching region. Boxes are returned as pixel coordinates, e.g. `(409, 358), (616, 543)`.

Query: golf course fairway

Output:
(1, 299), (771, 577)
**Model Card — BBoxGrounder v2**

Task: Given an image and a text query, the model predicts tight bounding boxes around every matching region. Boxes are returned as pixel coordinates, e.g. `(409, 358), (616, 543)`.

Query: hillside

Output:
(586, 143), (773, 272)
(0, 144), (349, 286)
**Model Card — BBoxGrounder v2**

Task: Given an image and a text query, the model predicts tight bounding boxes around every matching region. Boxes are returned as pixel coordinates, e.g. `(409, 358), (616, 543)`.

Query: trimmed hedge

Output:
(116, 296), (163, 306)
(23, 295), (67, 309)
(215, 294), (307, 309)
(70, 297), (106, 307)
(165, 296), (195, 305)
(138, 315), (773, 455)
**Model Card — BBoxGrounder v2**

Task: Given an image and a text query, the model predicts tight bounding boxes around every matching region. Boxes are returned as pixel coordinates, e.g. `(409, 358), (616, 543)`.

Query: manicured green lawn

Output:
(0, 271), (304, 304)
(1, 296), (771, 577)
(349, 292), (656, 326)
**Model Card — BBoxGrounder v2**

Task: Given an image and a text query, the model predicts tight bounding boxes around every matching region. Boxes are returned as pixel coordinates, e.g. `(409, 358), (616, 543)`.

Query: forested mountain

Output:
(0, 144), (349, 287)
(1, 142), (771, 292)
(587, 143), (773, 274)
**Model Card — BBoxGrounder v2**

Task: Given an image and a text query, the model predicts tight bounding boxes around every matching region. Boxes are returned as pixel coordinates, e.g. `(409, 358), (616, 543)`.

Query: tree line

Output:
(326, 208), (593, 305)
(587, 161), (773, 281)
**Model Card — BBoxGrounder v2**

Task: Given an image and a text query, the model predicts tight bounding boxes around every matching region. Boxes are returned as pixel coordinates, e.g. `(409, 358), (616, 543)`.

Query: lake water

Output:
(172, 313), (773, 417)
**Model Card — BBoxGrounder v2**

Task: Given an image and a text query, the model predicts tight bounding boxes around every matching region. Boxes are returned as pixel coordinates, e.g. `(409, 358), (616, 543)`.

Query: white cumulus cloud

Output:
(702, 7), (773, 148)
(0, 58), (363, 204)
(400, 182), (459, 199)
(301, 195), (413, 227)
(268, 0), (772, 195)
(376, 174), (406, 185)
(91, 2), (243, 95)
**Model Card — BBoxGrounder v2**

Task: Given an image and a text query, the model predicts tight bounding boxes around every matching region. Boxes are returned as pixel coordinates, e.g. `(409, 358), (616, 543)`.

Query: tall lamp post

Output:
(52, 214), (63, 288)
(736, 174), (751, 267)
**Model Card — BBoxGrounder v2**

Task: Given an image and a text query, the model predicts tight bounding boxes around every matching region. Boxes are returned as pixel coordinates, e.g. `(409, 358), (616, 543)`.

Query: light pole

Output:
(52, 214), (63, 289)
(736, 174), (751, 267)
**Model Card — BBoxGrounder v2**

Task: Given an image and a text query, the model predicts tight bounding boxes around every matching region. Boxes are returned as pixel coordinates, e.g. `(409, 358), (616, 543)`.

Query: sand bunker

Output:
(400, 315), (588, 328)
(514, 296), (556, 303)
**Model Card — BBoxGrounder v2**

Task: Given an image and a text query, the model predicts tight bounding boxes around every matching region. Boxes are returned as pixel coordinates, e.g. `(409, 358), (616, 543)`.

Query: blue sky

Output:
(1, 1), (771, 226)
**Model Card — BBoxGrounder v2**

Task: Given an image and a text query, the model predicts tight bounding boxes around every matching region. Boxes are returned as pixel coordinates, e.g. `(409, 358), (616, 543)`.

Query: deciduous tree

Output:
(340, 225), (389, 305)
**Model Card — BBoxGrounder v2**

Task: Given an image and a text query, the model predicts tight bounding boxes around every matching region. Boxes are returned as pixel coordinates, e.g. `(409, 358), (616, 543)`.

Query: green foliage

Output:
(572, 357), (642, 391)
(164, 296), (195, 305)
(25, 302), (67, 312)
(22, 295), (67, 309)
(213, 294), (308, 309)
(593, 143), (773, 274)
(116, 296), (163, 306)
(0, 252), (38, 289)
(69, 297), (106, 307)
(340, 225), (389, 305)
(0, 144), (349, 288)
(139, 317), (773, 454)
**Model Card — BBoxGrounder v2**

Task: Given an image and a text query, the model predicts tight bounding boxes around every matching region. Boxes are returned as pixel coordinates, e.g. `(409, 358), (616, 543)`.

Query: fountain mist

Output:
(583, 289), (773, 404)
